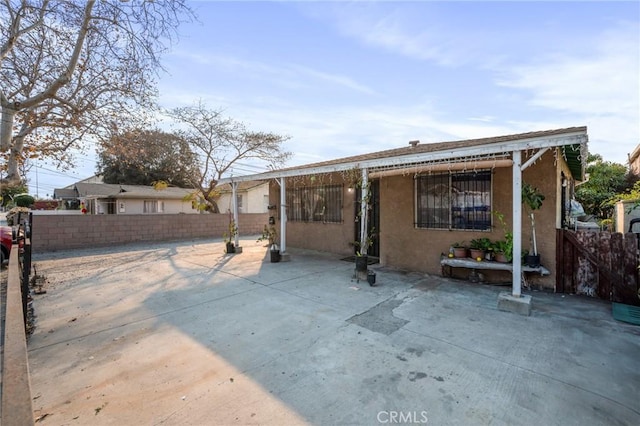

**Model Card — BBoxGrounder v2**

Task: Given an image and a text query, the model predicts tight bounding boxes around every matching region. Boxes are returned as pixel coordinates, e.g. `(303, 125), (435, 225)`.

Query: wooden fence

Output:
(556, 229), (639, 306)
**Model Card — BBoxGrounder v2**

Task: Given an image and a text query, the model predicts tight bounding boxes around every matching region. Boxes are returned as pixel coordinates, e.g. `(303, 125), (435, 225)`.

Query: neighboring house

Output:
(216, 180), (270, 214)
(54, 183), (199, 214)
(54, 174), (105, 210)
(218, 127), (589, 295)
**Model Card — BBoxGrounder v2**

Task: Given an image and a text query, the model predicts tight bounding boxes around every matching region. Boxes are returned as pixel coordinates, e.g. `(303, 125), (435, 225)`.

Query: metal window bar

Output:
(452, 171), (491, 230)
(286, 185), (343, 223)
(416, 171), (491, 230)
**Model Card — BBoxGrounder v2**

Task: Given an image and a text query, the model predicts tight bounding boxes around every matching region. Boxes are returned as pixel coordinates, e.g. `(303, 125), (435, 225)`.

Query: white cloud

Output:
(166, 51), (376, 95)
(496, 22), (639, 163)
(159, 5), (638, 168)
(289, 64), (377, 96)
(497, 25), (638, 117)
(322, 4), (475, 67)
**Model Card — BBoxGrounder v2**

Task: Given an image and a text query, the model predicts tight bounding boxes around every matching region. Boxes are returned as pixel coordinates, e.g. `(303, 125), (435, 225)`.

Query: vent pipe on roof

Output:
(409, 140), (420, 148)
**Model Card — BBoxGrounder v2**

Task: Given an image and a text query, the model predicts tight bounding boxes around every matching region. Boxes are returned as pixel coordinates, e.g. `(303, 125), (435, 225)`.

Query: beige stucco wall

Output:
(522, 150), (560, 287)
(246, 183), (269, 213)
(218, 182), (269, 214)
(271, 176), (356, 256)
(113, 199), (197, 215)
(216, 193), (236, 214)
(378, 169), (514, 277)
(615, 200), (640, 233)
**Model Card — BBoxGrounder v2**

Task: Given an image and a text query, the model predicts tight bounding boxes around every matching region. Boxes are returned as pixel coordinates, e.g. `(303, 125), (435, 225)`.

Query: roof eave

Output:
(218, 131), (588, 184)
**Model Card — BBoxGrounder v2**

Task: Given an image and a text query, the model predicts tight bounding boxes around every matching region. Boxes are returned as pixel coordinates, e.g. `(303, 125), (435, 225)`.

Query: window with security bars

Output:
(416, 170), (492, 230)
(286, 185), (343, 223)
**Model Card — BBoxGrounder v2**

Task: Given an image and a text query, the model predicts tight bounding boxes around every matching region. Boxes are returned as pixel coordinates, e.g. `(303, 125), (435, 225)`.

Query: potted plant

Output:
(257, 224), (280, 262)
(522, 182), (545, 267)
(469, 237), (491, 261)
(492, 211), (512, 262)
(223, 218), (238, 254)
(451, 242), (468, 258)
(493, 235), (513, 263)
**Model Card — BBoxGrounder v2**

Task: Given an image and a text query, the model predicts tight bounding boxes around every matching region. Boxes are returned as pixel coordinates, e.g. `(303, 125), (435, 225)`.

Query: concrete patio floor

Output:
(27, 238), (640, 425)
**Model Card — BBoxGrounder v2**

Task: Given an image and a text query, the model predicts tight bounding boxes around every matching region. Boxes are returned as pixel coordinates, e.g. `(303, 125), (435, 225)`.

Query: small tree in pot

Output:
(522, 183), (545, 267)
(354, 228), (374, 272)
(257, 224), (280, 262)
(223, 218), (238, 254)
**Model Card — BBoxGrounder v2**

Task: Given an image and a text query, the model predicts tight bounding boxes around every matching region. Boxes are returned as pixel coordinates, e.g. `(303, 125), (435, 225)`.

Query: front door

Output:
(354, 180), (380, 257)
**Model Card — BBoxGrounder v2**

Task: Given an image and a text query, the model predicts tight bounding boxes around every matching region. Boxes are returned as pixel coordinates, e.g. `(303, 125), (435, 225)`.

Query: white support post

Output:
(512, 151), (522, 297)
(359, 168), (369, 255)
(232, 181), (240, 247)
(279, 177), (287, 254)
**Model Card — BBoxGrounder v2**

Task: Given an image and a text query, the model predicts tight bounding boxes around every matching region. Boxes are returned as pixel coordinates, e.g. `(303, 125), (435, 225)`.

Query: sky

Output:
(29, 0), (640, 197)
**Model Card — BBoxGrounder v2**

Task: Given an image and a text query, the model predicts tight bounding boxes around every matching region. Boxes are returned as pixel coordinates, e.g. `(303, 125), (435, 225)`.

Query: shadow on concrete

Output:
(26, 238), (640, 425)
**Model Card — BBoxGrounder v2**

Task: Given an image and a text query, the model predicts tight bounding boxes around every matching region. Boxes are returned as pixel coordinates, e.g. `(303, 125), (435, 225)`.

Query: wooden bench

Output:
(440, 256), (550, 286)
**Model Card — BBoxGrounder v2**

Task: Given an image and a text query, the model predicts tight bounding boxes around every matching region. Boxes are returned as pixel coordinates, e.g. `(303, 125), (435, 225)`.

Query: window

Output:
(286, 185), (343, 223)
(144, 200), (156, 213)
(236, 194), (243, 213)
(416, 170), (492, 230)
(143, 200), (164, 214)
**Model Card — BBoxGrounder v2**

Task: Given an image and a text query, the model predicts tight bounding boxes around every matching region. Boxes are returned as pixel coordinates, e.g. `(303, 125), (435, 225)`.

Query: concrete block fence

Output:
(31, 213), (270, 252)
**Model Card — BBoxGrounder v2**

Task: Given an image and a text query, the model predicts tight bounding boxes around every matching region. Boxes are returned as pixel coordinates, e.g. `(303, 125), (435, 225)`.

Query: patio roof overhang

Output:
(218, 127), (588, 185)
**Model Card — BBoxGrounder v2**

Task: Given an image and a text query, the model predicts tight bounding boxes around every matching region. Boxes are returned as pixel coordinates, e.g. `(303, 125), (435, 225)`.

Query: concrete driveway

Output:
(27, 238), (640, 425)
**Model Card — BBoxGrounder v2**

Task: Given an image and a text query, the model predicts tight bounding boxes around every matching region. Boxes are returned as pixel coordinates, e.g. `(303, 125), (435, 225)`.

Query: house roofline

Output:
(218, 127), (588, 185)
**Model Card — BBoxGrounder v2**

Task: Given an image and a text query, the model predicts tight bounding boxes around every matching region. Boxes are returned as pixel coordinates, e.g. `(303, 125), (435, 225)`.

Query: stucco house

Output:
(216, 180), (270, 214)
(219, 127), (589, 299)
(54, 183), (199, 215)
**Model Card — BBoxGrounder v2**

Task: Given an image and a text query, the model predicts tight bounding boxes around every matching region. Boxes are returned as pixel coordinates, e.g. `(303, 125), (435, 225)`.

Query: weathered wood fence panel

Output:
(619, 235), (640, 304)
(556, 229), (639, 306)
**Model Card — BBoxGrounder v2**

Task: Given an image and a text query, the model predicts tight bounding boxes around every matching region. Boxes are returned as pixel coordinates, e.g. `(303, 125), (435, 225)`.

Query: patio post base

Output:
(279, 252), (291, 262)
(497, 292), (532, 316)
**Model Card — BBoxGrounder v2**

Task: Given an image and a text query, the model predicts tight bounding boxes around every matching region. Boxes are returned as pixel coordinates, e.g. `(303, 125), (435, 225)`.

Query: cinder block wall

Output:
(31, 213), (269, 252)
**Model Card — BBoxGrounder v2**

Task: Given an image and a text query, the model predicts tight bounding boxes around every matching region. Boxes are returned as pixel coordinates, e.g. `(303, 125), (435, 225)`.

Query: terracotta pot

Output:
(470, 249), (485, 260)
(453, 247), (468, 258)
(495, 252), (509, 263)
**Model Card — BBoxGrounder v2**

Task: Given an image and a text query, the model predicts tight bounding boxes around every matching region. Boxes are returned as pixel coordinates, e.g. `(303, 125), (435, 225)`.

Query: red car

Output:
(1, 215), (13, 266)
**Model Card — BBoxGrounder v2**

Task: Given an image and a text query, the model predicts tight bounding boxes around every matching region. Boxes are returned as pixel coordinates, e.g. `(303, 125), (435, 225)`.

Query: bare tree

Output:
(168, 100), (291, 213)
(0, 0), (195, 184)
